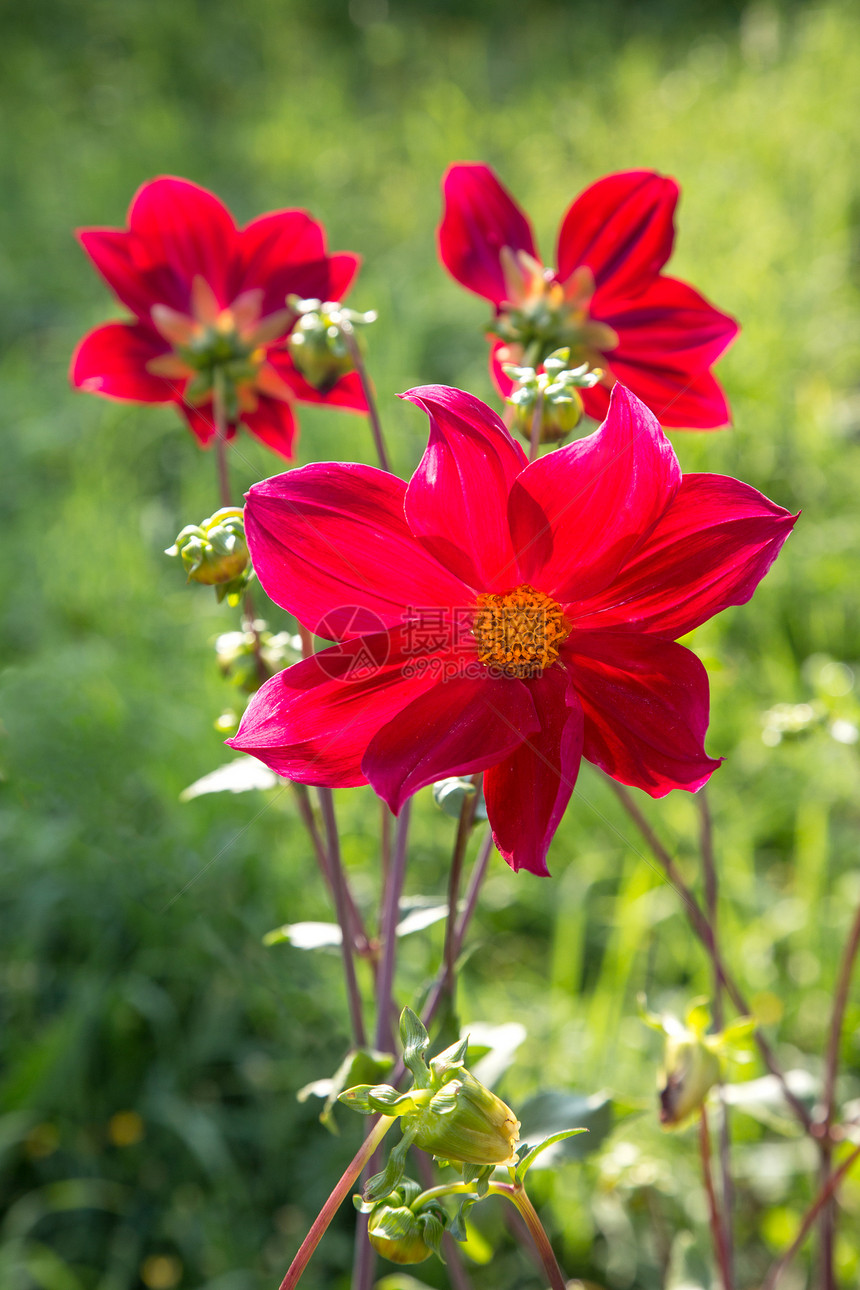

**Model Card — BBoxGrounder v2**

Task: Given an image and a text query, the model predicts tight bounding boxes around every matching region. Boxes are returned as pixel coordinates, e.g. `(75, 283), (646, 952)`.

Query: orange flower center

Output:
(473, 584), (570, 678)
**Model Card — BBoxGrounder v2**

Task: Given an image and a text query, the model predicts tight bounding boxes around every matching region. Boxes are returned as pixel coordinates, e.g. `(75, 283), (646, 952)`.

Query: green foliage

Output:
(2, 1), (860, 1287)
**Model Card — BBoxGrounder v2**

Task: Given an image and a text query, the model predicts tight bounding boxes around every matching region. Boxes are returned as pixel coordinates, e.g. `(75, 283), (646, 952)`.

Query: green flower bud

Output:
(287, 296), (376, 393)
(640, 996), (757, 1129)
(659, 1034), (721, 1128)
(341, 1011), (521, 1170)
(360, 1180), (447, 1265)
(166, 507), (250, 603)
(406, 1066), (520, 1166)
(368, 1203), (434, 1264)
(504, 347), (603, 445)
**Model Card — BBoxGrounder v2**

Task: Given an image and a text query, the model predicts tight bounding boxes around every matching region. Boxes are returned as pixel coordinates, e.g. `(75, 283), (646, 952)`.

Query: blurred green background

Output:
(2, 0), (860, 1286)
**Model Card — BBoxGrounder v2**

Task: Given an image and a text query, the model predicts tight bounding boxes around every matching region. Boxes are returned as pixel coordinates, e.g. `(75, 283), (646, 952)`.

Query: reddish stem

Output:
(277, 1116), (394, 1290)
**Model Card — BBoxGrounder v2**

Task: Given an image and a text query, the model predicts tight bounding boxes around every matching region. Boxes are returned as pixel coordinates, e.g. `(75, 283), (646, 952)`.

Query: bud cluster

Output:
(640, 997), (756, 1128)
(166, 507), (251, 604)
(287, 295), (376, 393)
(358, 1178), (447, 1265)
(504, 347), (603, 444)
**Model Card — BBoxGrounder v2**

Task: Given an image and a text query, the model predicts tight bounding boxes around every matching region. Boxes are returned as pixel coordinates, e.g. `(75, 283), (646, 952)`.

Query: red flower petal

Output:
(241, 396), (297, 460)
(269, 352), (367, 412)
(556, 171), (678, 307)
(326, 252), (361, 302)
(602, 361), (732, 430)
(76, 229), (162, 318)
(363, 672), (540, 814)
(439, 163), (539, 306)
(179, 401), (217, 447)
(597, 275), (739, 371)
(128, 176), (238, 306)
(70, 322), (175, 403)
(566, 631), (722, 796)
(484, 666), (584, 877)
(236, 208), (357, 314)
(227, 628), (443, 786)
(570, 474), (798, 639)
(245, 463), (472, 639)
(402, 385), (527, 591)
(509, 384), (681, 601)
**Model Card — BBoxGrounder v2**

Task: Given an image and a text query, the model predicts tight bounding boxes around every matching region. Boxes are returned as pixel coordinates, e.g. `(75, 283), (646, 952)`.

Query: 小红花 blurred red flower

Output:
(71, 176), (366, 459)
(228, 383), (796, 876)
(439, 164), (738, 431)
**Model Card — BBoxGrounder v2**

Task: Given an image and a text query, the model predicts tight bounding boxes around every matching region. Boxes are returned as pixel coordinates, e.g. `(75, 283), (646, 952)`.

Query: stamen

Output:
(473, 584), (570, 678)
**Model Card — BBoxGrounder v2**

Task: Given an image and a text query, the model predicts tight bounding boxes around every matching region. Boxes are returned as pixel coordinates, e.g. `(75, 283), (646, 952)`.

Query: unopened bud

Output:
(287, 296), (376, 393)
(166, 507), (250, 603)
(364, 1181), (446, 1264)
(408, 1065), (520, 1166)
(659, 1034), (721, 1128)
(341, 1015), (520, 1170)
(505, 348), (603, 445)
(641, 996), (756, 1129)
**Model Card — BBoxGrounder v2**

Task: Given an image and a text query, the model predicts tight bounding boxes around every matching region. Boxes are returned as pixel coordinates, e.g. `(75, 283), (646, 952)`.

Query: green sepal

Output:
(448, 1192), (479, 1244)
(400, 1008), (431, 1088)
(429, 1036), (469, 1083)
(419, 1212), (447, 1261)
(338, 1083), (424, 1117)
(460, 1163), (492, 1197)
(364, 1128), (416, 1203)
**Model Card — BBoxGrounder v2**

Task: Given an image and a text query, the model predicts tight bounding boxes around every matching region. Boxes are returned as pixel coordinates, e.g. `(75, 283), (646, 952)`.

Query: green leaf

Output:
(466, 1021), (527, 1088)
(516, 1091), (615, 1167)
(297, 1047), (393, 1132)
(262, 921), (342, 950)
(396, 902), (450, 938)
(514, 1129), (588, 1182)
(180, 757), (277, 801)
(722, 1070), (818, 1136)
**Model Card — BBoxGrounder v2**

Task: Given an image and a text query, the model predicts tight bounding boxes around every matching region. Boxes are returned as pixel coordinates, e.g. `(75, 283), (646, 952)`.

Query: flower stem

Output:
(374, 800), (412, 1054)
(761, 1144), (860, 1290)
(342, 325), (391, 472)
(352, 803), (413, 1290)
(421, 828), (494, 1040)
(291, 783), (373, 963)
(508, 1183), (568, 1290)
(698, 790), (734, 1286)
(609, 780), (811, 1132)
(699, 1108), (731, 1290)
(412, 1178), (567, 1290)
(277, 1115), (395, 1290)
(212, 366), (234, 509)
(817, 895), (860, 1288)
(443, 776), (480, 997)
(317, 787), (366, 1048)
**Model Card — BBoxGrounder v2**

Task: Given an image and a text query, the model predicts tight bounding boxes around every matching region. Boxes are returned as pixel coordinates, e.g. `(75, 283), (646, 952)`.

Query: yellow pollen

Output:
(473, 584), (570, 678)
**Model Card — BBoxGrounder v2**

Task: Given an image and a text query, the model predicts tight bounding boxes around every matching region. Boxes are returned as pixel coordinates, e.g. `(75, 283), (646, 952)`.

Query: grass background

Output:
(2, 0), (860, 1286)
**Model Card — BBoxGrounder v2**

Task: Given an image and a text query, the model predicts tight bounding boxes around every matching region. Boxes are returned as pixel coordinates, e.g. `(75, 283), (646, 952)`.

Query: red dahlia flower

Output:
(439, 164), (738, 431)
(228, 383), (795, 876)
(71, 176), (365, 459)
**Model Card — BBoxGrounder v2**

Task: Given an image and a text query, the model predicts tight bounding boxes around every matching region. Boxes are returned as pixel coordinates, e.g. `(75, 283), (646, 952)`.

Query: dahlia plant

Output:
(70, 167), (860, 1290)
